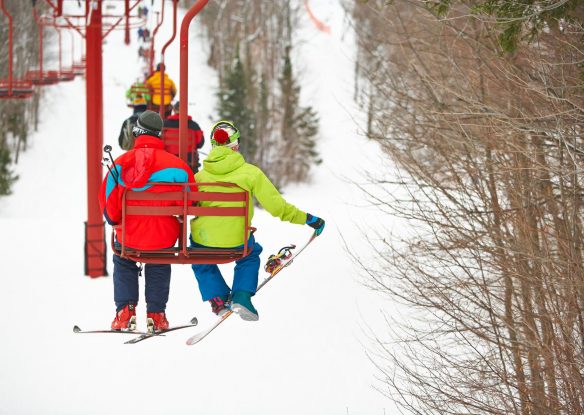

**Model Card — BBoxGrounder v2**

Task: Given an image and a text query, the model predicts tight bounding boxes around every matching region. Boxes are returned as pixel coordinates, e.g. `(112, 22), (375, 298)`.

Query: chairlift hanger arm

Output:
(179, 0), (210, 159)
(160, 0), (178, 60)
(158, 0), (178, 119)
(39, 0), (86, 37)
(43, 0), (62, 16)
(101, 0), (144, 40)
(148, 2), (165, 74)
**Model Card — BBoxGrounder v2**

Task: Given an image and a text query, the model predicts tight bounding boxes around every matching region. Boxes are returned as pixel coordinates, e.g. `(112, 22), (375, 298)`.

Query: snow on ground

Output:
(0, 1), (400, 414)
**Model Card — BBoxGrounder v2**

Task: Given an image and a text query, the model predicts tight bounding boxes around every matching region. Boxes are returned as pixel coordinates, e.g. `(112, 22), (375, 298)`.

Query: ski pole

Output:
(103, 145), (119, 185)
(102, 157), (119, 186)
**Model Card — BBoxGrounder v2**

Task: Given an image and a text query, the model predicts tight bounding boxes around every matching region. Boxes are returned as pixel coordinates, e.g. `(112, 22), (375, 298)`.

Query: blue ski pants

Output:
(113, 254), (170, 313)
(190, 236), (263, 301)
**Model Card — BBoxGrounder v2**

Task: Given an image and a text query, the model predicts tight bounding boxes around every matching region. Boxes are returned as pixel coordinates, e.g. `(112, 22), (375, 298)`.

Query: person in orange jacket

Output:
(145, 63), (177, 117)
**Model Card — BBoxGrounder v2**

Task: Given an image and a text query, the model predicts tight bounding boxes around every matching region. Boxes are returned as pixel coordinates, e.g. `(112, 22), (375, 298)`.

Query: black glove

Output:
(306, 213), (325, 236)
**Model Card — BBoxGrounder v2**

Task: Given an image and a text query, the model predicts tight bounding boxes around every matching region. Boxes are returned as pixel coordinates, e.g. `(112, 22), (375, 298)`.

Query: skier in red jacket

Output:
(162, 101), (205, 172)
(99, 110), (194, 332)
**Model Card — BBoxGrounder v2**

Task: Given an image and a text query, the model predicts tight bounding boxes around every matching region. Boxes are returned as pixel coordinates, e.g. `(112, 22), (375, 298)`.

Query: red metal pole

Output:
(159, 0), (178, 119)
(56, 26), (63, 73)
(179, 0), (209, 161)
(84, 0), (107, 278)
(69, 30), (76, 68)
(0, 0), (13, 95)
(32, 7), (45, 76)
(159, 61), (166, 119)
(149, 5), (164, 77)
(124, 0), (130, 45)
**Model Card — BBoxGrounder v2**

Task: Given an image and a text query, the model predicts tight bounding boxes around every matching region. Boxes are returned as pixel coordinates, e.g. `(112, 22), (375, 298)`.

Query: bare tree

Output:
(0, 0), (49, 194)
(349, 1), (584, 413)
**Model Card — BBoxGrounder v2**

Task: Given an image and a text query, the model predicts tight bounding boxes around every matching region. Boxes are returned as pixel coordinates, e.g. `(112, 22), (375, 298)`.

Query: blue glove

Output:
(306, 213), (325, 236)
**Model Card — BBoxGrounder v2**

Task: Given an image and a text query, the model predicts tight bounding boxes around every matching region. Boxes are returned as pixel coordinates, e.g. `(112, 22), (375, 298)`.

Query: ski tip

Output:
(186, 334), (204, 346)
(124, 335), (148, 344)
(190, 316), (198, 326)
(73, 325), (81, 333)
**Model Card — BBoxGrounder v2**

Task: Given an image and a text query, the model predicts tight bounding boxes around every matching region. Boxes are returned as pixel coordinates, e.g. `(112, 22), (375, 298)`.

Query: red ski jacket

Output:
(99, 135), (195, 250)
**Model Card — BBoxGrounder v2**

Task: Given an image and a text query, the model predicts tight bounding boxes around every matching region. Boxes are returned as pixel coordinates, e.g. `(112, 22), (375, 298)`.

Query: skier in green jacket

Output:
(190, 120), (325, 321)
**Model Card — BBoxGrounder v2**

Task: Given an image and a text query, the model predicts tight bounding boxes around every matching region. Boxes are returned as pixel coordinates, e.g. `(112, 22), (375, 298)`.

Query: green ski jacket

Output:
(190, 146), (307, 247)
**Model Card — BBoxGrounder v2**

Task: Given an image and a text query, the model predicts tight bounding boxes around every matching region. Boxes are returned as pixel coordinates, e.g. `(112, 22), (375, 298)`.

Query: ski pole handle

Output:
(103, 145), (119, 184)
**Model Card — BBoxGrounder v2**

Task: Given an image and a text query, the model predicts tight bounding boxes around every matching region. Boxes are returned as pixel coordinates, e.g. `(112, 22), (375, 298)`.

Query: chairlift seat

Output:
(72, 57), (86, 75)
(25, 70), (61, 85)
(0, 79), (34, 99)
(127, 84), (152, 107)
(129, 84), (152, 95)
(72, 63), (85, 76)
(112, 182), (253, 264)
(59, 69), (76, 81)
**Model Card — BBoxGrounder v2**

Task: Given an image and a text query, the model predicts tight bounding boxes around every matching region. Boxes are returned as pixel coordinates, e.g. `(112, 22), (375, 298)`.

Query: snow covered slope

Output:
(0, 1), (399, 414)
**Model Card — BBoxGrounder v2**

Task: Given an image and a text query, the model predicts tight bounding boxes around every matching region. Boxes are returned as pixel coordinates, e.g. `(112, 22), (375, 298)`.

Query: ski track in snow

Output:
(0, 1), (401, 414)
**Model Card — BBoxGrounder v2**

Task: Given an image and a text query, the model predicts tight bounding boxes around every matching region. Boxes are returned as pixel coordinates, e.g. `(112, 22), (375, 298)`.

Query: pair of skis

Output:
(73, 231), (317, 345)
(73, 317), (199, 344)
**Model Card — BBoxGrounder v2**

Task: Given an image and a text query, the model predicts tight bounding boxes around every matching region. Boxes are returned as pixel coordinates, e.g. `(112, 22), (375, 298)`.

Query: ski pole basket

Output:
(111, 182), (253, 264)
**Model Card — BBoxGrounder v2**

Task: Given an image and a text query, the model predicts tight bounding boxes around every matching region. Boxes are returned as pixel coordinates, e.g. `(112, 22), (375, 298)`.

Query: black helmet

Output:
(132, 110), (163, 138)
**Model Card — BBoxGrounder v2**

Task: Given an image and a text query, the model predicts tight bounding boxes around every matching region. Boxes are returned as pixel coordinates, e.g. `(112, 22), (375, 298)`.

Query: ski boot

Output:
(209, 295), (230, 317)
(111, 304), (137, 331)
(231, 291), (259, 321)
(146, 312), (169, 333)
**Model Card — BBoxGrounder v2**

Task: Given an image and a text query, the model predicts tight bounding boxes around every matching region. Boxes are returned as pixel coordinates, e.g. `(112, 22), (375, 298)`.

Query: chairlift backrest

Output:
(113, 182), (252, 264)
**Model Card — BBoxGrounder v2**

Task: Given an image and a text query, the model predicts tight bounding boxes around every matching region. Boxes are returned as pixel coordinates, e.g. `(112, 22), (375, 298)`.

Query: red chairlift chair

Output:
(110, 1), (260, 266)
(161, 126), (199, 172)
(0, 0), (34, 99)
(66, 30), (84, 78)
(72, 55), (86, 76)
(126, 82), (153, 107)
(25, 7), (62, 86)
(112, 182), (253, 265)
(53, 25), (75, 82)
(42, 0), (86, 77)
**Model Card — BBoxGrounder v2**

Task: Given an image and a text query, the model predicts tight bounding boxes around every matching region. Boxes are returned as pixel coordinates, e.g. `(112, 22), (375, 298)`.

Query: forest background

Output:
(2, 0), (584, 414)
(350, 0), (584, 414)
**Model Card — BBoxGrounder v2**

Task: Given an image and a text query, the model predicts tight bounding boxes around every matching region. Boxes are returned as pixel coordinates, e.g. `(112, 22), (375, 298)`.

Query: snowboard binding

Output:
(264, 244), (296, 274)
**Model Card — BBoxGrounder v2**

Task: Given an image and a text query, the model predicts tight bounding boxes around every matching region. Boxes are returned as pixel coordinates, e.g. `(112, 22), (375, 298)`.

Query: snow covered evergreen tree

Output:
(216, 48), (256, 162)
(199, 0), (320, 186)
(277, 47), (320, 185)
(0, 147), (18, 195)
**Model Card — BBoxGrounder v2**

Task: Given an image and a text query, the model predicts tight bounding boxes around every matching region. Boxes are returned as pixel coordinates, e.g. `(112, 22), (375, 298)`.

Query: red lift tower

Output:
(83, 0), (146, 277)
(41, 0), (209, 277)
(84, 1), (106, 278)
(42, 0), (145, 277)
